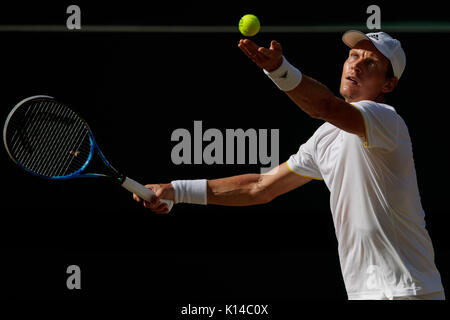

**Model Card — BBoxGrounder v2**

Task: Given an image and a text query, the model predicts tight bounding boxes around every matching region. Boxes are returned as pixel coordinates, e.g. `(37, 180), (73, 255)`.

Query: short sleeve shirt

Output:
(287, 100), (444, 299)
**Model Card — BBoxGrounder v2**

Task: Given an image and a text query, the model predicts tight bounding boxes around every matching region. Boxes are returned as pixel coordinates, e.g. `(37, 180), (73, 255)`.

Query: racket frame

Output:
(3, 95), (121, 182)
(3, 95), (173, 210)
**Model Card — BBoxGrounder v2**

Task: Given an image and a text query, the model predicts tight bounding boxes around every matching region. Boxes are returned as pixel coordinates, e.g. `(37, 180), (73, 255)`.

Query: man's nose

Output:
(351, 60), (363, 74)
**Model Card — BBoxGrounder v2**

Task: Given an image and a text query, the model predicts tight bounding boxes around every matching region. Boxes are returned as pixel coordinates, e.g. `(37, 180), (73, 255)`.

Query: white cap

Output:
(342, 30), (406, 79)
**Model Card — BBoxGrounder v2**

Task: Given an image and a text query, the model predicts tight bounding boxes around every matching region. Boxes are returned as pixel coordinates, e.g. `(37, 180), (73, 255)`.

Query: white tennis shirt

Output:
(287, 100), (444, 299)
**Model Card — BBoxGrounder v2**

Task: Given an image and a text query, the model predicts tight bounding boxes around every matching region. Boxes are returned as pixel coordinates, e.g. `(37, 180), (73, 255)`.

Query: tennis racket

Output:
(3, 95), (173, 211)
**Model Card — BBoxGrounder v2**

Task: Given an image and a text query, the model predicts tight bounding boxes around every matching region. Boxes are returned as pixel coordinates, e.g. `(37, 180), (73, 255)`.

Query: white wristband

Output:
(171, 179), (207, 205)
(263, 56), (303, 91)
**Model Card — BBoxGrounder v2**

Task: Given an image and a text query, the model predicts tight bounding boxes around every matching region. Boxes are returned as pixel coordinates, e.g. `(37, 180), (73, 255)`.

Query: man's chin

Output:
(340, 88), (359, 103)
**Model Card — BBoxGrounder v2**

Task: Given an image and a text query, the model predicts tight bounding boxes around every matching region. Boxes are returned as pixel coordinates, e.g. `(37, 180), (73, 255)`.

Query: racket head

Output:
(3, 95), (95, 179)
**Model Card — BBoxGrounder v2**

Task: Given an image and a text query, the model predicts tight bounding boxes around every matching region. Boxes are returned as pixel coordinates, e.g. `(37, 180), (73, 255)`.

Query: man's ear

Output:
(382, 76), (398, 94)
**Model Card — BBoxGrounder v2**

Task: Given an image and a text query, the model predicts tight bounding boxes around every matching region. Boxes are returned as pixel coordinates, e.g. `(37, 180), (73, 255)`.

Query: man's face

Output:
(340, 40), (396, 103)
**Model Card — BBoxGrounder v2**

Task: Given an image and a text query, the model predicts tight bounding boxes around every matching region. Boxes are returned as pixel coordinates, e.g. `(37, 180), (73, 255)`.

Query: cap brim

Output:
(342, 30), (370, 48)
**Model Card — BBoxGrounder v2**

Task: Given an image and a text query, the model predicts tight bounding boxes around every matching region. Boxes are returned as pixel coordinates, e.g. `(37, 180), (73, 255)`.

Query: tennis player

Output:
(134, 31), (445, 300)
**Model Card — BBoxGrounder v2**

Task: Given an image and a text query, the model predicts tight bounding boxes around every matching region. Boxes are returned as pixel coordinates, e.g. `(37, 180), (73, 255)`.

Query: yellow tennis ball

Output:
(239, 14), (260, 37)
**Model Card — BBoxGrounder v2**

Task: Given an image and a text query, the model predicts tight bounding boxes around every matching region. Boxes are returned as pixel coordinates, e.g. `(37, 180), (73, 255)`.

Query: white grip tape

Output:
(122, 176), (174, 211)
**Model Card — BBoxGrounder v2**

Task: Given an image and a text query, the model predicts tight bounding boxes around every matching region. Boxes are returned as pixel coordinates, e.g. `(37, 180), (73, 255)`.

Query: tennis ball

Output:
(239, 14), (260, 37)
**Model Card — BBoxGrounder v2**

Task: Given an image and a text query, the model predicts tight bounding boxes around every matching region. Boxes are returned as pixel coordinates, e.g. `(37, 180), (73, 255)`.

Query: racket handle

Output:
(121, 177), (174, 211)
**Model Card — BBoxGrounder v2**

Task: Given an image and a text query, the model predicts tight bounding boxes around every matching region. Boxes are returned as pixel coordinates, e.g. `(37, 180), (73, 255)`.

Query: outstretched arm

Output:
(207, 162), (311, 206)
(133, 163), (311, 213)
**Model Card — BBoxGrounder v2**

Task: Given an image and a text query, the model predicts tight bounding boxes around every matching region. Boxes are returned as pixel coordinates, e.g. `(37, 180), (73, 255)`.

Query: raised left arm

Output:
(238, 39), (365, 138)
(285, 75), (365, 138)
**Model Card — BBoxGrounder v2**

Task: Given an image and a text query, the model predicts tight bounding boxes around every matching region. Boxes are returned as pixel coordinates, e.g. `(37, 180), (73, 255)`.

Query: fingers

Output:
(238, 39), (257, 59)
(143, 199), (169, 214)
(239, 39), (268, 67)
(241, 39), (259, 51)
(132, 184), (171, 214)
(239, 39), (265, 58)
(269, 40), (282, 53)
(133, 193), (141, 202)
(257, 46), (272, 58)
(238, 39), (283, 69)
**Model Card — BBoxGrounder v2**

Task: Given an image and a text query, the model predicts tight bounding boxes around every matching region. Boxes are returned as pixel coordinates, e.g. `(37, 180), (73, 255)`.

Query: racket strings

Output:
(13, 101), (67, 172)
(6, 99), (92, 177)
(9, 101), (51, 166)
(19, 101), (70, 173)
(58, 130), (90, 176)
(38, 104), (85, 176)
(9, 101), (47, 158)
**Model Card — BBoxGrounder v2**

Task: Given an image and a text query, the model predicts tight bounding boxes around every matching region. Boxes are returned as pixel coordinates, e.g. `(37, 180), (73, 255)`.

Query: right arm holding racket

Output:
(133, 163), (311, 213)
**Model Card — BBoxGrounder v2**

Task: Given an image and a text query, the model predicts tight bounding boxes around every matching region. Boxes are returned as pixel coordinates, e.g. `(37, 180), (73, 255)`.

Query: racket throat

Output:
(117, 174), (126, 184)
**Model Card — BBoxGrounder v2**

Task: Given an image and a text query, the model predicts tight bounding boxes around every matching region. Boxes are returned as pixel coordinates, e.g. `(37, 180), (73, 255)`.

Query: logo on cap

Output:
(368, 34), (379, 41)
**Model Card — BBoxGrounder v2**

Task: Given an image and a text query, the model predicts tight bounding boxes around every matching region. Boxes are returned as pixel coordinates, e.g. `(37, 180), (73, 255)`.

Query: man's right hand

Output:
(132, 183), (174, 214)
(238, 39), (283, 72)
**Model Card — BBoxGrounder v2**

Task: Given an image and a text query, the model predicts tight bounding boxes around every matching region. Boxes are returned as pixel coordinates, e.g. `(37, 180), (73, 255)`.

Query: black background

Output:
(0, 0), (449, 310)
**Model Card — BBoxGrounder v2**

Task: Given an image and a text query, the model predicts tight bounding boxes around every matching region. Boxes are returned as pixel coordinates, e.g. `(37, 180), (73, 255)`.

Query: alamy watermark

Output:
(66, 5), (81, 30)
(366, 5), (381, 30)
(171, 121), (279, 174)
(65, 5), (381, 32)
(66, 264), (81, 290)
